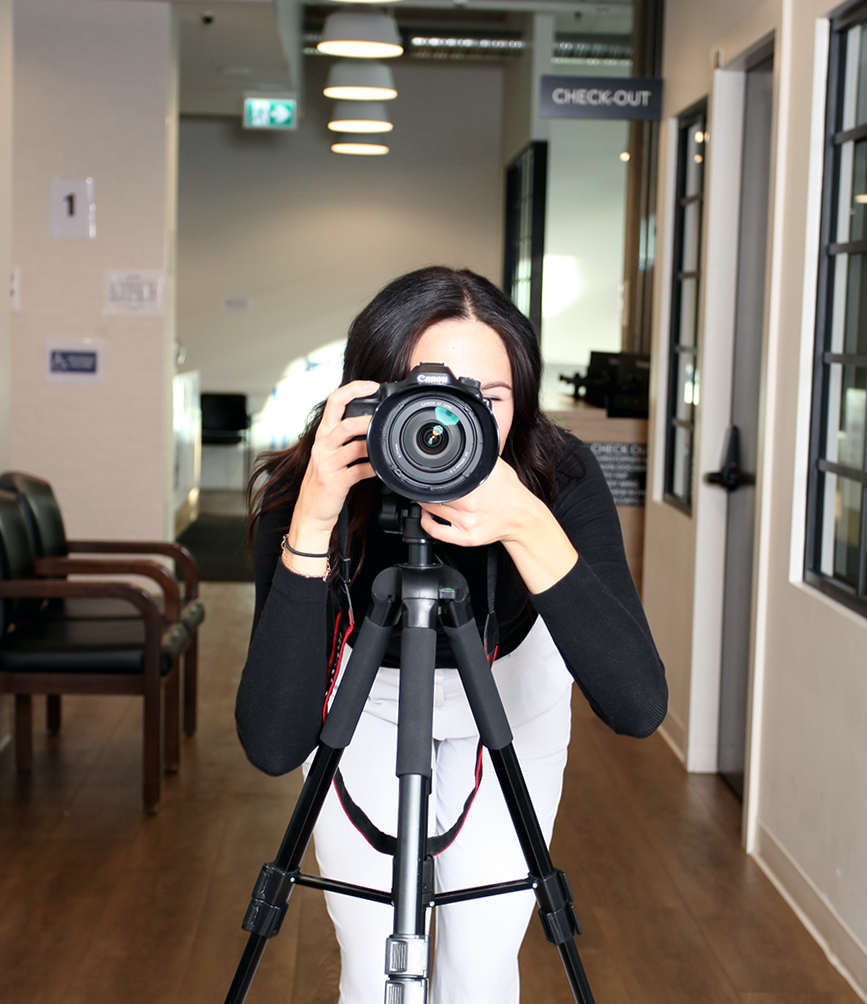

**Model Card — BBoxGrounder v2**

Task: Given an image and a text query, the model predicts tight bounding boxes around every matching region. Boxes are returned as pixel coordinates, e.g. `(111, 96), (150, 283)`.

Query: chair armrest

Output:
(34, 556), (180, 622)
(0, 578), (162, 632)
(67, 539), (199, 601)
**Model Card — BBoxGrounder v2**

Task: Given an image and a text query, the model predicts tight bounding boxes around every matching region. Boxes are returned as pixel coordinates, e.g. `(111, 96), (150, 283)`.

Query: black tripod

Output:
(225, 503), (596, 1004)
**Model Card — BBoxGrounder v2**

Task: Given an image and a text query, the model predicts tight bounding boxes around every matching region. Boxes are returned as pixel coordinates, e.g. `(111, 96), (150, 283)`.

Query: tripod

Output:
(225, 502), (596, 1004)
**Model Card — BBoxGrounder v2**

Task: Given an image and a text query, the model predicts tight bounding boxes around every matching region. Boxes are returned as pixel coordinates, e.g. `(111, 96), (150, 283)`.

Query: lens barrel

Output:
(365, 382), (498, 502)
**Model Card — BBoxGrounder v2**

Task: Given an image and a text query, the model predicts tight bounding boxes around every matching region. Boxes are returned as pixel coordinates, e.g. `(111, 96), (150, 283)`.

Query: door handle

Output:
(704, 425), (756, 492)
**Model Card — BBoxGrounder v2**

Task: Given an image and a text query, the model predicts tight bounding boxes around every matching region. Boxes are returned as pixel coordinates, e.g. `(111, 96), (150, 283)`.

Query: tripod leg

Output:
(224, 744), (343, 1004)
(386, 620), (437, 1004)
(226, 595), (399, 1004)
(444, 618), (596, 1004)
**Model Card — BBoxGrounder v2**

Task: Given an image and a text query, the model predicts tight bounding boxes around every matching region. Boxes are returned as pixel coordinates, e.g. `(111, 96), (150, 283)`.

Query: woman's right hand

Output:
(285, 381), (379, 566)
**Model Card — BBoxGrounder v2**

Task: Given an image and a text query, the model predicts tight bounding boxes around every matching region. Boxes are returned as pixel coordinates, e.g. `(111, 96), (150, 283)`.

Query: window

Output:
(807, 7), (867, 613)
(503, 142), (547, 334)
(664, 104), (706, 510)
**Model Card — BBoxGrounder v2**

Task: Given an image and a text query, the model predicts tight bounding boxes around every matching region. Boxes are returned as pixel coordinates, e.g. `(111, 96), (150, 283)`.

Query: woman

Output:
(237, 266), (667, 1004)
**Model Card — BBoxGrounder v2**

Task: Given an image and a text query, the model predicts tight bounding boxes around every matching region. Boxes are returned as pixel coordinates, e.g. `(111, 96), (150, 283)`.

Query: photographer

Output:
(236, 266), (667, 1004)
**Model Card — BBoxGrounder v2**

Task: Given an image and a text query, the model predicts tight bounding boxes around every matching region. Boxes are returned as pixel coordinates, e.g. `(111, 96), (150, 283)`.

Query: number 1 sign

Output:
(49, 178), (95, 239)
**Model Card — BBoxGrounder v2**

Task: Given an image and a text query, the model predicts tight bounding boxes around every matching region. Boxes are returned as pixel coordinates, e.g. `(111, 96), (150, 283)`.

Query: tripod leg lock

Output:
(241, 862), (299, 939)
(534, 869), (582, 945)
(385, 935), (430, 1004)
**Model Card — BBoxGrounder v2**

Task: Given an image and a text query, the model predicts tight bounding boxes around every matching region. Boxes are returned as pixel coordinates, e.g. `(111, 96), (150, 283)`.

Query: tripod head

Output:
(378, 491), (437, 569)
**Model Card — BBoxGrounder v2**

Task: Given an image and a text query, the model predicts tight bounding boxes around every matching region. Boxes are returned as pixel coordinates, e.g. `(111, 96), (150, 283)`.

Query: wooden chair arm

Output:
(0, 578), (162, 632)
(66, 539), (199, 601)
(34, 556), (180, 622)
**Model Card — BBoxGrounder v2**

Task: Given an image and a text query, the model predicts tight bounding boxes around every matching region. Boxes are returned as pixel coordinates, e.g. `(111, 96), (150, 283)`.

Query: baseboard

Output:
(659, 709), (686, 764)
(755, 821), (867, 1002)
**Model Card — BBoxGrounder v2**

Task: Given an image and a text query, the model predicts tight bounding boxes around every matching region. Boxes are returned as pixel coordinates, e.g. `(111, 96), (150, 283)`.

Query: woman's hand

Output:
(283, 381), (379, 575)
(416, 458), (579, 594)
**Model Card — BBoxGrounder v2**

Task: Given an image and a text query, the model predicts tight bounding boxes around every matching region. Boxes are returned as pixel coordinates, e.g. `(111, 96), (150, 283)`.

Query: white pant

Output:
(306, 642), (573, 1004)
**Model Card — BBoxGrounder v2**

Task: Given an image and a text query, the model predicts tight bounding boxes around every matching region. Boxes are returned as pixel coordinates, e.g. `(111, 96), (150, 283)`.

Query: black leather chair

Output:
(0, 490), (187, 813)
(0, 472), (205, 737)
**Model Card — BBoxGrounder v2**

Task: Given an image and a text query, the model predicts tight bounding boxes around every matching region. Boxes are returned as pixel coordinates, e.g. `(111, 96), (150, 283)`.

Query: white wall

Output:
(0, 0), (10, 474)
(643, 0), (867, 994)
(176, 56), (505, 407)
(0, 0), (11, 750)
(11, 0), (177, 540)
(542, 63), (630, 373)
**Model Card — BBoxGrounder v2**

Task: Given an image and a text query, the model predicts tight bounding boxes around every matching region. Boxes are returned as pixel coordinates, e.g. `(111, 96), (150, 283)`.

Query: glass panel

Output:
(837, 140), (855, 243)
(844, 253), (867, 355)
(670, 424), (692, 501)
(819, 470), (839, 577)
(826, 365), (867, 469)
(841, 25), (867, 131)
(683, 121), (705, 198)
(856, 26), (867, 129)
(834, 475), (863, 587)
(674, 352), (696, 422)
(681, 200), (701, 273)
(678, 277), (699, 347)
(829, 252), (849, 353)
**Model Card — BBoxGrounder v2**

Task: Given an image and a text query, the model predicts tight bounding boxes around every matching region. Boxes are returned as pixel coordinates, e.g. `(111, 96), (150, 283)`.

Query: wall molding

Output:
(755, 821), (867, 1003)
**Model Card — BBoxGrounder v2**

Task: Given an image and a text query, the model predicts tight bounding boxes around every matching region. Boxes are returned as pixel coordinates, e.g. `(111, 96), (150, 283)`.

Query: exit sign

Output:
(243, 95), (298, 130)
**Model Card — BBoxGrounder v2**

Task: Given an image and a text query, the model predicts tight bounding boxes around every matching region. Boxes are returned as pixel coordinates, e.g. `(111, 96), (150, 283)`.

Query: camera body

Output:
(344, 363), (499, 503)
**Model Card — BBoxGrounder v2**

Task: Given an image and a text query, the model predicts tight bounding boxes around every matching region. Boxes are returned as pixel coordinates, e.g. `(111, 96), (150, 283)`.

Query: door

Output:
(715, 53), (774, 797)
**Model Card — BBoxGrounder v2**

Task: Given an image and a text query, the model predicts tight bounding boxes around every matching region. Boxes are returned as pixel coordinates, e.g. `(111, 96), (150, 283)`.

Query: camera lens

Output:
(365, 379), (499, 502)
(418, 423), (447, 454)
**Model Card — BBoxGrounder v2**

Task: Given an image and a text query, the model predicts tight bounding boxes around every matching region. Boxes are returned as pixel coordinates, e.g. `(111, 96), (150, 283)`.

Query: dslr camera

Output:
(344, 363), (499, 503)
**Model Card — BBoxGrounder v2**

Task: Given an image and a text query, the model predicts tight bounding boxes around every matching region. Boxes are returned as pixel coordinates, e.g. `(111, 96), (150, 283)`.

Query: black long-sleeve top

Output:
(236, 434), (667, 776)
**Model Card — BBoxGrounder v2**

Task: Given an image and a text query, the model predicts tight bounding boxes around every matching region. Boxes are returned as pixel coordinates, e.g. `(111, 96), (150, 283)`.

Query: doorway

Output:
(716, 50), (774, 797)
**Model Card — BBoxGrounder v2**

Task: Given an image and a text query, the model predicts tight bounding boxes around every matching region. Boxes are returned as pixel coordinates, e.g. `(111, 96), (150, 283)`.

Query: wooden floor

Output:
(0, 582), (861, 1004)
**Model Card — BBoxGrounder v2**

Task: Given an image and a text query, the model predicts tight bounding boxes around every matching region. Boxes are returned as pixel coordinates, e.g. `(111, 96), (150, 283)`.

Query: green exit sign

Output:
(243, 95), (298, 130)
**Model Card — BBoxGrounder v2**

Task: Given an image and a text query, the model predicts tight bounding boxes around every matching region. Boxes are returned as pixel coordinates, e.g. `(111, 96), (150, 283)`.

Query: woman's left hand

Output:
(416, 458), (579, 594)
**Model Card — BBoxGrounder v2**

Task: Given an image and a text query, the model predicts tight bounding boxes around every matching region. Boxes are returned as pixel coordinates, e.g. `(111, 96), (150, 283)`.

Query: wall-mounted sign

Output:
(224, 296), (253, 314)
(49, 178), (96, 238)
(243, 94), (298, 130)
(540, 76), (663, 121)
(104, 270), (164, 315)
(46, 340), (103, 385)
(588, 442), (647, 506)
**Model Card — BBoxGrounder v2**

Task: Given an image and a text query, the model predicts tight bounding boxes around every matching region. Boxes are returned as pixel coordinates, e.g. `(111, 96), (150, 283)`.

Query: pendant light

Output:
(317, 11), (403, 59)
(324, 60), (397, 101)
(331, 136), (390, 156)
(328, 100), (393, 133)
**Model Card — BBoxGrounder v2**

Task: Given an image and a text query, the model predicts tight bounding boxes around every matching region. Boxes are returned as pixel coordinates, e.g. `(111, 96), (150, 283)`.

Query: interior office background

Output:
(1, 0), (867, 1000)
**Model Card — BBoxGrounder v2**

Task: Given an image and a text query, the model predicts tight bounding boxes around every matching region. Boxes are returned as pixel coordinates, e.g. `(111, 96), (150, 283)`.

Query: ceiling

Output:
(174, 0), (633, 115)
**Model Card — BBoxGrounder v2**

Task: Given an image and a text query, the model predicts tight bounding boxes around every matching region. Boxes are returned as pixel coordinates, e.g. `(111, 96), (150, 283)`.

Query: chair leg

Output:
(46, 694), (62, 735)
(15, 695), (33, 773)
(164, 661), (180, 774)
(183, 634), (198, 737)
(143, 675), (162, 815)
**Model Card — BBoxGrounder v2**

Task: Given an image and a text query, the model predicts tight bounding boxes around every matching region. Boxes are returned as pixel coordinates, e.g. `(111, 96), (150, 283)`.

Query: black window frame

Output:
(503, 141), (547, 335)
(664, 101), (707, 512)
(805, 2), (867, 616)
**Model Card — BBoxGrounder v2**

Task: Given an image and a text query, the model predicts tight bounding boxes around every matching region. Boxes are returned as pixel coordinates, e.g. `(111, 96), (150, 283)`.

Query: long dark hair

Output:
(248, 266), (573, 555)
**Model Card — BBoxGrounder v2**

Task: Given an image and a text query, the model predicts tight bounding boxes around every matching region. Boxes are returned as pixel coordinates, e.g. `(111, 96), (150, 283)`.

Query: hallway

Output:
(0, 582), (860, 1004)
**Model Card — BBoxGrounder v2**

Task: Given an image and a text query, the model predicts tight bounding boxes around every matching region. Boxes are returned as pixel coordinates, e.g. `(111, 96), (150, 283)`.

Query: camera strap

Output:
(330, 512), (498, 858)
(484, 544), (499, 666)
(333, 740), (485, 857)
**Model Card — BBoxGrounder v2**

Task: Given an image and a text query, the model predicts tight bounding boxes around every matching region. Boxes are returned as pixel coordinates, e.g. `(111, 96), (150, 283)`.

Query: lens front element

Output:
(418, 423), (446, 454)
(366, 388), (498, 502)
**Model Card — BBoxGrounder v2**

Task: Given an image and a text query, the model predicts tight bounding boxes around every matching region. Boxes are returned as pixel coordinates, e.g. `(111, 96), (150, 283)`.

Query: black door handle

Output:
(704, 425), (756, 492)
